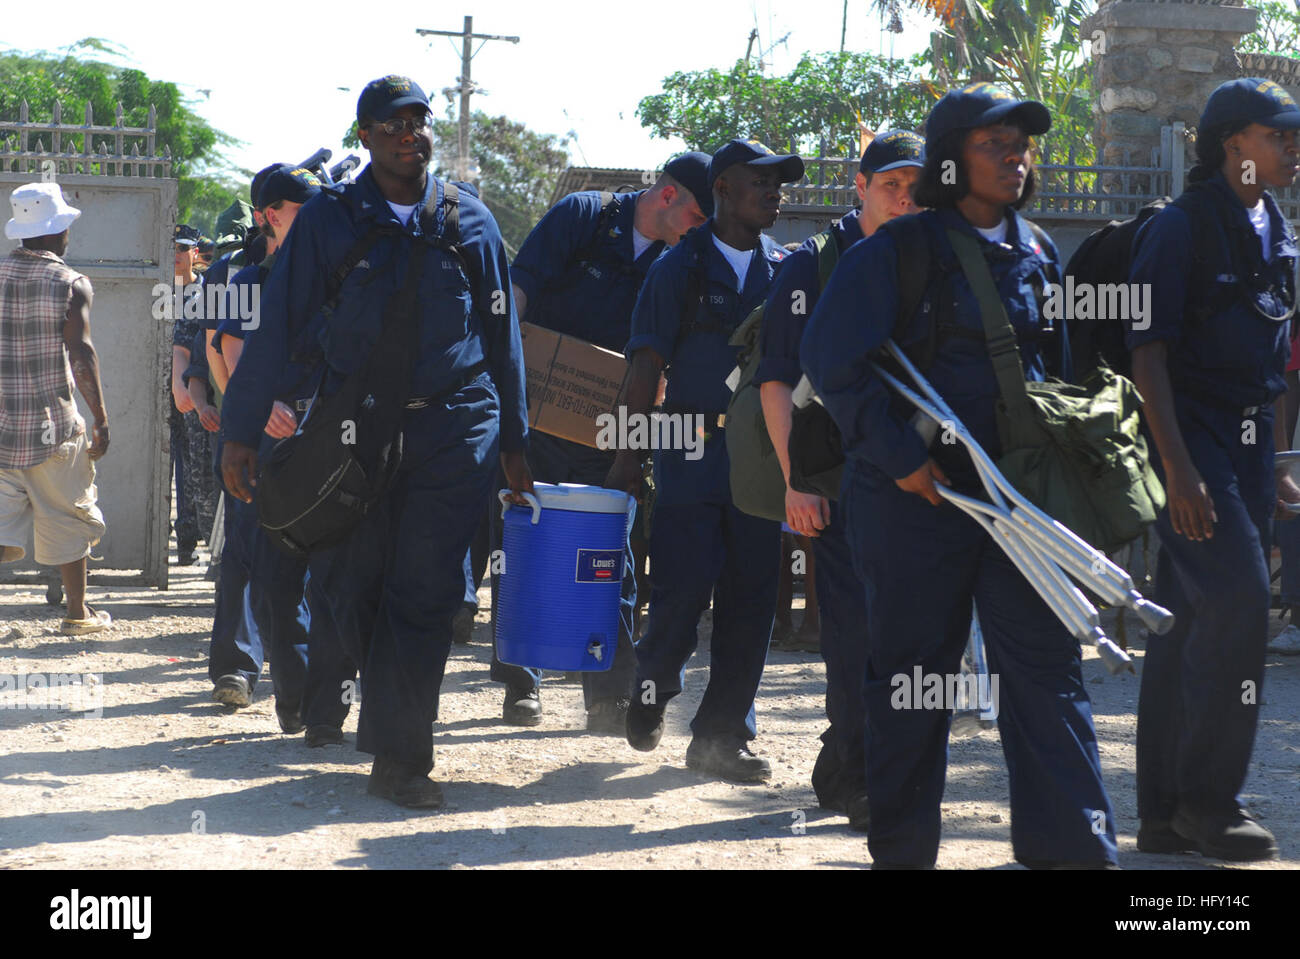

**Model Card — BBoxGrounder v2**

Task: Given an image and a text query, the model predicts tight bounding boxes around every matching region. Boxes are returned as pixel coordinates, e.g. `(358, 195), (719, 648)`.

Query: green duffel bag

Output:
(726, 230), (839, 523)
(725, 303), (788, 522)
(996, 365), (1165, 553)
(948, 228), (1165, 554)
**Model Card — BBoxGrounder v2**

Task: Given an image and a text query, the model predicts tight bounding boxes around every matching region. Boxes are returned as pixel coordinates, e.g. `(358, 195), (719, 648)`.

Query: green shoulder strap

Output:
(945, 227), (1034, 440)
(728, 228), (836, 356)
(811, 229), (839, 291)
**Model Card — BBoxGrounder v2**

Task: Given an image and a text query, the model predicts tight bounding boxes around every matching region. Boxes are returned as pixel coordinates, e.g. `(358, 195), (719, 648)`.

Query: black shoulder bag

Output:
(256, 184), (460, 555)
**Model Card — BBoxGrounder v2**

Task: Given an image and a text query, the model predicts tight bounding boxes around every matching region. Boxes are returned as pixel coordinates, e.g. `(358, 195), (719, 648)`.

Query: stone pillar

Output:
(1083, 0), (1259, 174)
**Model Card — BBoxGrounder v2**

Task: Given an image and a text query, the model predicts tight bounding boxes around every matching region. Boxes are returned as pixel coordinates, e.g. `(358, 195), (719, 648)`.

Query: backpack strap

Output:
(1171, 183), (1295, 324)
(571, 191), (629, 271)
(677, 251), (726, 343)
(288, 180), (463, 370)
(441, 180), (460, 244)
(879, 214), (934, 348)
(811, 229), (840, 291)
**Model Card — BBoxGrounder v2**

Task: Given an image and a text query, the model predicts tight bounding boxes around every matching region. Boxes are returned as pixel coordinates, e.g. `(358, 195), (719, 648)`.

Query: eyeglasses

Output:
(370, 112), (433, 136)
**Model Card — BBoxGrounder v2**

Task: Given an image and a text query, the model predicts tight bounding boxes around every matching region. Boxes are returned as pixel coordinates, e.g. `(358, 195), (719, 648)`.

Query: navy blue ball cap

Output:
(708, 138), (805, 189)
(257, 165), (323, 208)
(357, 75), (430, 125)
(1201, 77), (1300, 135)
(250, 163), (284, 209)
(173, 223), (201, 246)
(861, 129), (925, 173)
(663, 150), (714, 217)
(924, 82), (1051, 153)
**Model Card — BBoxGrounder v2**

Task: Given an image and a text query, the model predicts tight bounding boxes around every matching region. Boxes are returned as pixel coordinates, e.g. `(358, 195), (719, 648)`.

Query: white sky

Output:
(5, 0), (935, 182)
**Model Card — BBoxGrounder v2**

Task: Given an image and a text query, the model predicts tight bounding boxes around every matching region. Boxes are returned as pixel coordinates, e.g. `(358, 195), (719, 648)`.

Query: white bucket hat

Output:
(5, 182), (81, 240)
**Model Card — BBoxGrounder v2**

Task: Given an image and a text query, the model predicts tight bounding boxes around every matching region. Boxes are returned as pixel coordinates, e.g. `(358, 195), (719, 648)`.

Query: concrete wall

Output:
(0, 173), (175, 586)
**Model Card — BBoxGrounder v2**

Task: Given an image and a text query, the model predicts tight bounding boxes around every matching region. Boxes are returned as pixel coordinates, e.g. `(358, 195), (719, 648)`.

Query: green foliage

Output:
(1239, 0), (1300, 56)
(637, 51), (935, 155)
(0, 39), (243, 225)
(181, 171), (253, 240)
(924, 0), (1096, 162)
(343, 110), (570, 253)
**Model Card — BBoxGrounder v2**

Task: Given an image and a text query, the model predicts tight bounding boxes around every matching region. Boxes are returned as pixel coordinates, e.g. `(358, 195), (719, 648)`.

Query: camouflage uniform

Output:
(170, 294), (218, 550)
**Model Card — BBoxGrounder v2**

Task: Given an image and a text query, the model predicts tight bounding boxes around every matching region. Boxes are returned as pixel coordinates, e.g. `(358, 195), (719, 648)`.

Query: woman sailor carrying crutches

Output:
(801, 84), (1118, 869)
(1130, 79), (1300, 863)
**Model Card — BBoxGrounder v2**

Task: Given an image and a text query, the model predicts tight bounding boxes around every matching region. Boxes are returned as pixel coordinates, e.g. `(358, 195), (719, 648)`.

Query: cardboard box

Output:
(520, 322), (630, 448)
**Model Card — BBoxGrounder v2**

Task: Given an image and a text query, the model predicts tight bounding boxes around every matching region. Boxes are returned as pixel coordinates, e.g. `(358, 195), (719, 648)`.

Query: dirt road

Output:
(2, 558), (1297, 870)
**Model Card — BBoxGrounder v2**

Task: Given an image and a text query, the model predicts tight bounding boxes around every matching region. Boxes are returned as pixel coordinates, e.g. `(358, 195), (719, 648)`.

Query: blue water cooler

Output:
(495, 483), (634, 671)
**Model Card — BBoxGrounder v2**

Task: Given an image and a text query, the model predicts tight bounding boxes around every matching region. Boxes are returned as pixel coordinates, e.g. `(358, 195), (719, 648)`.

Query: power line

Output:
(415, 16), (521, 184)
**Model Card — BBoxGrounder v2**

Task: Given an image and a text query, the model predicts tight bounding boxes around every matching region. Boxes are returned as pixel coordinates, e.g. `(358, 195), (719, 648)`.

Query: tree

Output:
(0, 39), (243, 229)
(636, 51), (935, 156)
(881, 0), (1095, 160)
(343, 111), (569, 254)
(1239, 0), (1300, 56)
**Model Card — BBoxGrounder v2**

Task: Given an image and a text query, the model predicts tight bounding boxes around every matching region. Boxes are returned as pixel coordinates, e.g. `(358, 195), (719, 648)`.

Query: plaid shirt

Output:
(0, 248), (86, 469)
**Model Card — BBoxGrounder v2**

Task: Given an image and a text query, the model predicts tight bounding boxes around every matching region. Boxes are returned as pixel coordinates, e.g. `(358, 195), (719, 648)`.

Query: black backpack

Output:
(1064, 198), (1174, 377)
(1064, 183), (1299, 376)
(254, 182), (466, 555)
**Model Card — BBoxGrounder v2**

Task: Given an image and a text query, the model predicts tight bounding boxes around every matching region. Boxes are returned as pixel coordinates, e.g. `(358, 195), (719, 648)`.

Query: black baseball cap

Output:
(257, 165), (323, 208)
(663, 151), (714, 217)
(1201, 77), (1300, 135)
(173, 224), (201, 247)
(708, 138), (805, 190)
(861, 129), (925, 173)
(924, 82), (1051, 153)
(356, 75), (430, 125)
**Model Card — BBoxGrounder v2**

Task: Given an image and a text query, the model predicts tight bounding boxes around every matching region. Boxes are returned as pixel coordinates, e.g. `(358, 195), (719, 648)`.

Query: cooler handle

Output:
(499, 489), (542, 525)
(623, 491), (637, 541)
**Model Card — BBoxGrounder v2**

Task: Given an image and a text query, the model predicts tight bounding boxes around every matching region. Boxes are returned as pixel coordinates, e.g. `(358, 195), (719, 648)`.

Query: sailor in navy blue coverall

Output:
(221, 77), (533, 808)
(756, 130), (923, 830)
(496, 151), (711, 731)
(210, 166), (358, 745)
(802, 86), (1117, 868)
(607, 139), (803, 783)
(1130, 78), (1300, 862)
(205, 166), (321, 728)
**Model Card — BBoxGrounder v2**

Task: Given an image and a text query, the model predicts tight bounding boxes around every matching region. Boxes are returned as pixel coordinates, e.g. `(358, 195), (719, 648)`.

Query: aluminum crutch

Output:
(868, 343), (1171, 674)
(875, 340), (1175, 637)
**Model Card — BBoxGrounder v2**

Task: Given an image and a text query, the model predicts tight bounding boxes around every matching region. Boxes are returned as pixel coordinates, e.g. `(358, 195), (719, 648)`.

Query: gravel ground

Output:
(1, 549), (1298, 871)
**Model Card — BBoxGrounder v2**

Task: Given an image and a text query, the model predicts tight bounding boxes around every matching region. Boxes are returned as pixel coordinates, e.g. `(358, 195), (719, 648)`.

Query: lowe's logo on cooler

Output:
(575, 549), (622, 583)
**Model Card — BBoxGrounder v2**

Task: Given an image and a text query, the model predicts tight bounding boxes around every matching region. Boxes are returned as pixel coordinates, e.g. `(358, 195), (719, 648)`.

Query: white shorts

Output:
(0, 431), (106, 566)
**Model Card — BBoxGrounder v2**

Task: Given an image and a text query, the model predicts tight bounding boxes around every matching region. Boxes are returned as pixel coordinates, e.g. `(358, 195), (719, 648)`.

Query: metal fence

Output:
(0, 100), (172, 178)
(780, 123), (1300, 225)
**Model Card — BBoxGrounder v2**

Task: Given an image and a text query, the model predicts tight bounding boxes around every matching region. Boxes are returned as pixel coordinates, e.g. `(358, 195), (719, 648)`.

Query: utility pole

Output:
(840, 0), (848, 53)
(415, 16), (520, 182)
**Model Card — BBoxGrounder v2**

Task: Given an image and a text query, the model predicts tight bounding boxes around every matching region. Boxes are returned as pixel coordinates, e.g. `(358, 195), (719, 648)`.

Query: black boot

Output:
(502, 687), (542, 726)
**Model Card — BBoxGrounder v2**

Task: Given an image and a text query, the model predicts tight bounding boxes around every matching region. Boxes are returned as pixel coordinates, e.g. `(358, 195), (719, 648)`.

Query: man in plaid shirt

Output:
(0, 182), (112, 634)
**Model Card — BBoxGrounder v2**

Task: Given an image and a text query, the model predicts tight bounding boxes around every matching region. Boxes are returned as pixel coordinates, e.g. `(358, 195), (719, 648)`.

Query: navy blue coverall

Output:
(495, 190), (661, 705)
(221, 168), (528, 772)
(211, 261), (355, 729)
(625, 222), (786, 744)
(756, 207), (871, 807)
(1129, 172), (1297, 823)
(802, 207), (1118, 867)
